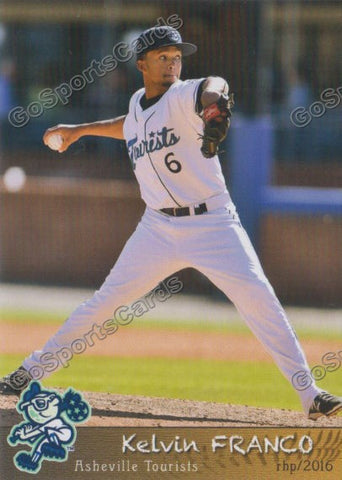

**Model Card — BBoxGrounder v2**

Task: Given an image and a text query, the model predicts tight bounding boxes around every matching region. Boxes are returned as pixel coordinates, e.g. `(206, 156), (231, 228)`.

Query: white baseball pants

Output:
(23, 201), (321, 413)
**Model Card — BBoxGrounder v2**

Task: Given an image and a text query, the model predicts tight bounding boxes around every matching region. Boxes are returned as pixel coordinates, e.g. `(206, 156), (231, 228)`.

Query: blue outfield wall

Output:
(227, 116), (342, 247)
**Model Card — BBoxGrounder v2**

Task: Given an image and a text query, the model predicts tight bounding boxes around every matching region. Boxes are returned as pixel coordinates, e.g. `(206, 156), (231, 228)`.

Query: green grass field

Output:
(1, 308), (341, 412)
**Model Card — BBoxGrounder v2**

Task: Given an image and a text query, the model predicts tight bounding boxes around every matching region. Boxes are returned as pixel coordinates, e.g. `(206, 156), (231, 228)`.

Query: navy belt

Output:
(160, 203), (208, 217)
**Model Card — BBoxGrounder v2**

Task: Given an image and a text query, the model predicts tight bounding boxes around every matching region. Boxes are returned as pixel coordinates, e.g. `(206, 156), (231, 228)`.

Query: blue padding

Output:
(261, 186), (342, 215)
(228, 115), (274, 245)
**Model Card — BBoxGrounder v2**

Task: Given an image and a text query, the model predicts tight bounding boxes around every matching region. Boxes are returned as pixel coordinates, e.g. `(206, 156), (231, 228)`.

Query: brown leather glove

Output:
(200, 93), (234, 158)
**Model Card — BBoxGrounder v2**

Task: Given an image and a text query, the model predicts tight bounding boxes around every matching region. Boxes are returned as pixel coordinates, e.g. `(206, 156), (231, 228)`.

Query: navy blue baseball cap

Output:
(134, 26), (197, 59)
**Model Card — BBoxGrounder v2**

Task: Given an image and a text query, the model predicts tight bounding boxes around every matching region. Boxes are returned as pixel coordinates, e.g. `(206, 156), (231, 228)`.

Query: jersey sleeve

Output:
(175, 78), (206, 118)
(127, 88), (144, 118)
(195, 79), (206, 115)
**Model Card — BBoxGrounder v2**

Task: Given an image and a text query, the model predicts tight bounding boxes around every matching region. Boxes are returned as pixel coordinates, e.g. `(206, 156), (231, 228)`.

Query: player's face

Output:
(138, 46), (182, 92)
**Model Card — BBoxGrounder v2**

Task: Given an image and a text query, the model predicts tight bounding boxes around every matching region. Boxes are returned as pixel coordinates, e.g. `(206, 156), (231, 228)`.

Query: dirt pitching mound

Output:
(1, 391), (342, 428)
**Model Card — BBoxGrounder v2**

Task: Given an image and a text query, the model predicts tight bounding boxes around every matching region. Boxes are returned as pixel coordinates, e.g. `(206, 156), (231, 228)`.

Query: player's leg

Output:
(3, 208), (184, 389)
(183, 206), (326, 415)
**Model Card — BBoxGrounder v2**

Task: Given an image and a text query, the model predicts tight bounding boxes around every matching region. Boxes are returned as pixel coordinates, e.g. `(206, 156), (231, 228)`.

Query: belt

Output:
(160, 203), (208, 217)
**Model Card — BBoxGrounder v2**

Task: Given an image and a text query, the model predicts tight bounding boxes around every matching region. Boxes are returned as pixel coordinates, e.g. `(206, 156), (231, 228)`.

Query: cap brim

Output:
(160, 42), (197, 56)
(138, 42), (197, 58)
(174, 42), (197, 56)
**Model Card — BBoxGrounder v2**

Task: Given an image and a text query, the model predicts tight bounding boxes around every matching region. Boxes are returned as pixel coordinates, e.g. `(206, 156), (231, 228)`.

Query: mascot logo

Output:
(7, 381), (91, 473)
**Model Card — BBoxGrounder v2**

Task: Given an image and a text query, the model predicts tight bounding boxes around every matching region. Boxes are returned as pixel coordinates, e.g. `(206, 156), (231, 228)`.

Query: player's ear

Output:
(136, 59), (145, 73)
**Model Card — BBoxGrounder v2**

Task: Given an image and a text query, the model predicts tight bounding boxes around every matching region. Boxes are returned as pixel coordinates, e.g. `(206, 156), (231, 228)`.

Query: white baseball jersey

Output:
(123, 78), (228, 209)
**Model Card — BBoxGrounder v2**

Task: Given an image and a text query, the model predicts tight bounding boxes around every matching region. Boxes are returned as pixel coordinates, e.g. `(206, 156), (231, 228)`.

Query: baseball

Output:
(3, 166), (26, 192)
(47, 133), (64, 151)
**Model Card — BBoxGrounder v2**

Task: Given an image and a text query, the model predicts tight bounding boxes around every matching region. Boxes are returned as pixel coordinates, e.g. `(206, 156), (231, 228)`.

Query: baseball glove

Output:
(200, 93), (234, 158)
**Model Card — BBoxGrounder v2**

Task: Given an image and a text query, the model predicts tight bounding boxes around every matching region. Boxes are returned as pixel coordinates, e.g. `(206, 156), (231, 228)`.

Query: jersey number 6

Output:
(164, 152), (182, 173)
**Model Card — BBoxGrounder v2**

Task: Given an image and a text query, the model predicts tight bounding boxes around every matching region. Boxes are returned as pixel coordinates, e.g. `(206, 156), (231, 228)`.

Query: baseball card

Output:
(1, 1), (341, 478)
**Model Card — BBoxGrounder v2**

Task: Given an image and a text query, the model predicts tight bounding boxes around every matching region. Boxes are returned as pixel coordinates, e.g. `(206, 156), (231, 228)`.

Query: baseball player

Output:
(1, 26), (341, 421)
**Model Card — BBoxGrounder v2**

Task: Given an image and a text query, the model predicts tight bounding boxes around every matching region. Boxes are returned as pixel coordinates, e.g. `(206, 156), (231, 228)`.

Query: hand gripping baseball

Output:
(43, 125), (81, 153)
(200, 93), (234, 158)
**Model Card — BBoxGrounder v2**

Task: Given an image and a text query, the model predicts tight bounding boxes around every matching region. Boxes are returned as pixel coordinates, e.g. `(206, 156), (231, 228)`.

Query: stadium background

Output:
(0, 0), (342, 427)
(0, 0), (341, 306)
